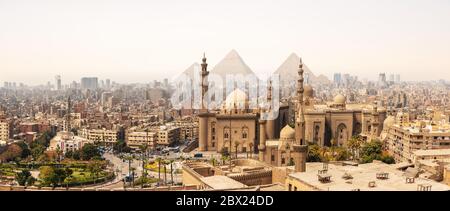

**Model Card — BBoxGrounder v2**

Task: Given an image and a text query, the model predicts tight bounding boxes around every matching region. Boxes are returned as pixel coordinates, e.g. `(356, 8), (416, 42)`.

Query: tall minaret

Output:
(295, 58), (306, 145)
(201, 53), (209, 111)
(198, 53), (209, 151)
(66, 96), (71, 132)
(265, 80), (275, 139)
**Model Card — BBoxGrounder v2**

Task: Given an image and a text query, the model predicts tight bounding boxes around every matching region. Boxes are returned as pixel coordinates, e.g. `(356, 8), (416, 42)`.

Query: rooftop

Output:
(413, 149), (450, 157)
(288, 162), (450, 191)
(200, 175), (247, 190)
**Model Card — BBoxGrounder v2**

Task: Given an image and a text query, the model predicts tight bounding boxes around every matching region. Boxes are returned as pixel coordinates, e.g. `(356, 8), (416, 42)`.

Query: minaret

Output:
(265, 80), (276, 139)
(259, 80), (272, 162)
(295, 58), (306, 145)
(292, 58), (308, 172)
(66, 96), (71, 132)
(198, 53), (209, 152)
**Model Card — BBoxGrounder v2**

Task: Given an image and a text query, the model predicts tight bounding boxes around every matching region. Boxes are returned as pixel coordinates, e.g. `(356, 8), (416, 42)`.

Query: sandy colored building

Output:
(80, 128), (118, 145)
(285, 161), (450, 191)
(126, 131), (158, 149)
(383, 119), (450, 162)
(0, 121), (9, 142)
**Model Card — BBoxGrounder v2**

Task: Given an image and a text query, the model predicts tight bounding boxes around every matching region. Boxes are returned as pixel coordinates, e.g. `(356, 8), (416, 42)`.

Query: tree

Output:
(347, 136), (363, 161)
(113, 139), (130, 154)
(307, 143), (322, 162)
(39, 166), (73, 187)
(155, 157), (162, 182)
(87, 161), (103, 184)
(169, 159), (175, 185)
(16, 170), (32, 186)
(16, 141), (31, 159)
(31, 144), (46, 160)
(80, 143), (101, 161)
(139, 144), (149, 189)
(234, 141), (239, 159)
(0, 144), (23, 162)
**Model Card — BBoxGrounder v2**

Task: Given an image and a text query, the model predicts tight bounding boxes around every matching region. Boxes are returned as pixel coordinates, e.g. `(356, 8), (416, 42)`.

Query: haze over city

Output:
(1, 0), (450, 85)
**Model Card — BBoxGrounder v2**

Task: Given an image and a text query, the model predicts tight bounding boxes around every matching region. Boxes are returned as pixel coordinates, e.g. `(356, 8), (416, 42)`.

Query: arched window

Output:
(242, 127), (249, 139)
(224, 127), (230, 139)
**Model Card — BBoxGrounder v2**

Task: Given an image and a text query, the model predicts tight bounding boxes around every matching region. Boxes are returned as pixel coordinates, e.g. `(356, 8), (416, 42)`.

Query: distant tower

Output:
(55, 75), (62, 90)
(66, 96), (71, 132)
(198, 53), (210, 152)
(295, 58), (306, 145)
(265, 80), (275, 139)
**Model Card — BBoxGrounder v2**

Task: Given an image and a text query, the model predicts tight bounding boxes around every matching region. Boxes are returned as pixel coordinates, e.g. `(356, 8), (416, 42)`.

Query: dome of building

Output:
(304, 85), (314, 98)
(333, 94), (346, 104)
(383, 116), (395, 130)
(280, 125), (295, 139)
(225, 89), (248, 110)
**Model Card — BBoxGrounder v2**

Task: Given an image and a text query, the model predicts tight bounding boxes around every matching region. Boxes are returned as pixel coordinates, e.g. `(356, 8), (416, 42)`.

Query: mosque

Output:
(194, 50), (386, 168)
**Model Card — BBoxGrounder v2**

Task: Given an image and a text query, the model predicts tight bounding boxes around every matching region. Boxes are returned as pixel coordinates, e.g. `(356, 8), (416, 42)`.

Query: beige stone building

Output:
(0, 121), (9, 142)
(285, 161), (450, 191)
(383, 119), (450, 162)
(157, 126), (181, 146)
(197, 55), (290, 154)
(126, 131), (158, 149)
(80, 128), (118, 145)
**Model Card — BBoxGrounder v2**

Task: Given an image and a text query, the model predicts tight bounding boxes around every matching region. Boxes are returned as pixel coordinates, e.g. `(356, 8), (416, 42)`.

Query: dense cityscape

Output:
(1, 49), (449, 191)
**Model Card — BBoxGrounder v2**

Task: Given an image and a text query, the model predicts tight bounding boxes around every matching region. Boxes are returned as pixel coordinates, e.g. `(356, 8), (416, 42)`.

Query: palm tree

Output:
(169, 159), (174, 185)
(155, 157), (162, 183)
(139, 144), (149, 188)
(163, 160), (167, 185)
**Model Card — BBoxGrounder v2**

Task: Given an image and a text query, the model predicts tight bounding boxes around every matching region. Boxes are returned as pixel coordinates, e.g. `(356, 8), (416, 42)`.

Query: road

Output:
(95, 152), (183, 189)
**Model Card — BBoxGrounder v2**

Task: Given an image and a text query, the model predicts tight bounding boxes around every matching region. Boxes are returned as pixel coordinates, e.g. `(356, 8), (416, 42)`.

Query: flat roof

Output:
(288, 162), (450, 191)
(200, 175), (247, 190)
(413, 149), (450, 157)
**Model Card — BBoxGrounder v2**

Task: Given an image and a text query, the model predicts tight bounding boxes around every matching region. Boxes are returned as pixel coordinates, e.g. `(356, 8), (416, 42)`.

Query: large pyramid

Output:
(274, 53), (330, 85)
(180, 62), (200, 80)
(210, 49), (257, 80)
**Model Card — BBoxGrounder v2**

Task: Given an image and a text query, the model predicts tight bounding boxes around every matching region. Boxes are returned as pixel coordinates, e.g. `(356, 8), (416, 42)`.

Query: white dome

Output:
(280, 125), (295, 139)
(225, 89), (248, 110)
(334, 94), (346, 104)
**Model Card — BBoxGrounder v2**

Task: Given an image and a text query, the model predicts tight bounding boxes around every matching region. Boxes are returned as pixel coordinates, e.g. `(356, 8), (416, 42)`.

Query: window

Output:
(281, 157), (285, 164)
(242, 131), (248, 139)
(294, 186), (297, 191)
(288, 184), (292, 191)
(271, 155), (275, 161)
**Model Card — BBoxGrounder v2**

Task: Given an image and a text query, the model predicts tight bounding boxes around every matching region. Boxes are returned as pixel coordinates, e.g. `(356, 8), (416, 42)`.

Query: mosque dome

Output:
(280, 125), (295, 140)
(225, 89), (248, 110)
(304, 85), (314, 98)
(333, 94), (346, 104)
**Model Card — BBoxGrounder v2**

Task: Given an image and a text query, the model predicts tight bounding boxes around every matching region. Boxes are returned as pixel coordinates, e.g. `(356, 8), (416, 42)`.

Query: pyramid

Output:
(180, 62), (200, 80)
(274, 53), (330, 85)
(210, 49), (257, 80)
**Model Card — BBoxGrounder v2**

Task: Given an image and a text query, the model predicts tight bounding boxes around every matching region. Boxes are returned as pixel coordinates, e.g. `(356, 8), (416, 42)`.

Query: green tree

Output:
(16, 169), (32, 186)
(80, 143), (101, 161)
(87, 161), (103, 184)
(307, 143), (322, 162)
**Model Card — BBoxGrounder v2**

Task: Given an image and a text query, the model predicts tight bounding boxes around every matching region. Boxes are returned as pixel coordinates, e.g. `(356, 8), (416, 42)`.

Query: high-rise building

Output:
(55, 75), (62, 90)
(395, 74), (400, 83)
(81, 77), (98, 90)
(106, 79), (111, 89)
(333, 73), (342, 85)
(389, 74), (395, 82)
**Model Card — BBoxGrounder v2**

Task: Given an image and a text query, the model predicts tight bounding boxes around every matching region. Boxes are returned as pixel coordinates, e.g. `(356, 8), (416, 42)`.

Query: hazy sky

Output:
(1, 0), (450, 85)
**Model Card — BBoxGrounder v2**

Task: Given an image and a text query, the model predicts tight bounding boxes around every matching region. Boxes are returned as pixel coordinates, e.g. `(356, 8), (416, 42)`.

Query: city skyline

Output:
(1, 0), (450, 85)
